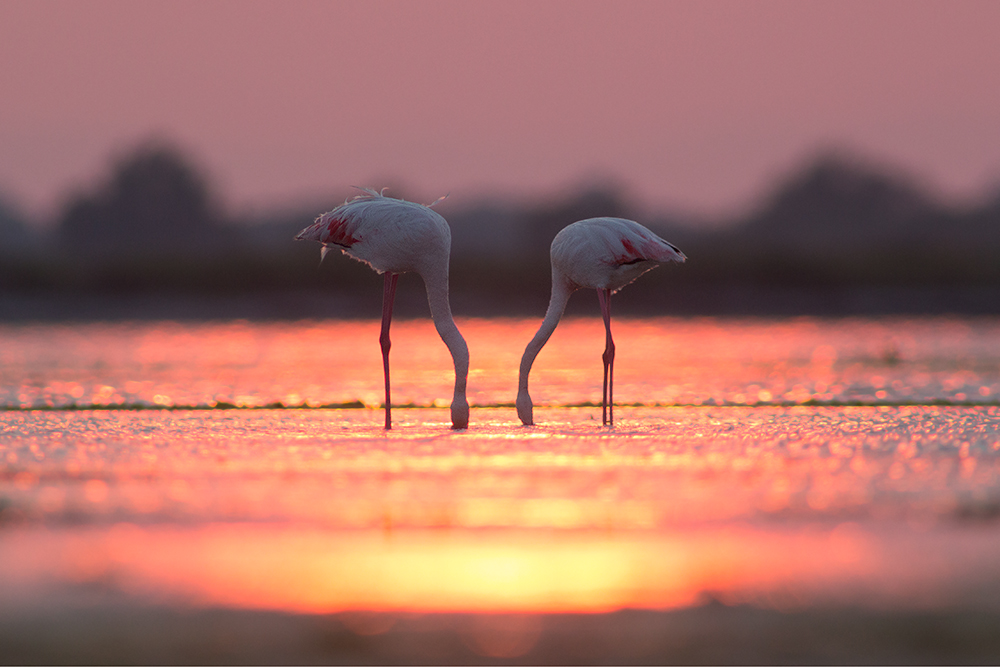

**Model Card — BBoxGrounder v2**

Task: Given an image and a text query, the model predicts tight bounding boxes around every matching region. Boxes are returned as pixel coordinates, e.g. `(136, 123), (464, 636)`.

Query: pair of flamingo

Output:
(295, 189), (685, 429)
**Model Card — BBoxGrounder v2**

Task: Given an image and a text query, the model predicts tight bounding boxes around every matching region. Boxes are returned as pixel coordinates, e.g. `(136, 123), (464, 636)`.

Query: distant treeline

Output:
(2, 142), (1000, 318)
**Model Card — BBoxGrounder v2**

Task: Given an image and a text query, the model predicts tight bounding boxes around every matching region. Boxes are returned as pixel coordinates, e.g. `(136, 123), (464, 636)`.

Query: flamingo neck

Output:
(517, 270), (575, 424)
(422, 268), (470, 429)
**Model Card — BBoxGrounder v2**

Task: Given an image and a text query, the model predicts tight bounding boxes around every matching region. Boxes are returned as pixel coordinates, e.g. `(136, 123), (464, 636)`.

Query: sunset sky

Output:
(2, 0), (999, 222)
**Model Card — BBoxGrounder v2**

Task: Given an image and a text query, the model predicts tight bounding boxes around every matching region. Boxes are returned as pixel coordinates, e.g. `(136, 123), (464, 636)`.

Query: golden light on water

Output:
(2, 318), (1000, 628)
(5, 523), (884, 614)
(2, 317), (999, 409)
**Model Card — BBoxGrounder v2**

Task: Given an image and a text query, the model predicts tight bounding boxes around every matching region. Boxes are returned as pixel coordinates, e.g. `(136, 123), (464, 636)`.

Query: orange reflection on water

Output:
(4, 407), (1000, 533)
(4, 523), (881, 614)
(3, 317), (1000, 408)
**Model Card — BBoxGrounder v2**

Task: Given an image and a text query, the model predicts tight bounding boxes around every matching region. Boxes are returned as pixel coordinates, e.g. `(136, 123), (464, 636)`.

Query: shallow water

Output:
(2, 317), (1000, 661)
(4, 405), (1000, 615)
(2, 317), (998, 409)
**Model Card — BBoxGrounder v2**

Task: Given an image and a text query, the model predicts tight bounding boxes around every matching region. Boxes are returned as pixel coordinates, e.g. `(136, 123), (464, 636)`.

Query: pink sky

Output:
(2, 0), (999, 221)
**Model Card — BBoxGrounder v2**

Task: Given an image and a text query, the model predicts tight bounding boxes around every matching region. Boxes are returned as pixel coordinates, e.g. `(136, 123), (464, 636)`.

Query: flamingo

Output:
(517, 217), (686, 426)
(295, 188), (469, 430)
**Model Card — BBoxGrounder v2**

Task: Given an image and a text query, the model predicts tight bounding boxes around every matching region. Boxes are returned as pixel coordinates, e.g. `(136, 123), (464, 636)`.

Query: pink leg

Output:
(380, 272), (399, 430)
(597, 288), (615, 426)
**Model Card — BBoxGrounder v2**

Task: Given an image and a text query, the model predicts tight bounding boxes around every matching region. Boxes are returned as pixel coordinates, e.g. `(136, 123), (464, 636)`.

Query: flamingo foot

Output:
(516, 390), (534, 426)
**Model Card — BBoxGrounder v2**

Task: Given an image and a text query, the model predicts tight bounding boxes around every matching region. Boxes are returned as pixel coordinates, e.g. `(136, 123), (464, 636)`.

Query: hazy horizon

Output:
(3, 0), (1000, 222)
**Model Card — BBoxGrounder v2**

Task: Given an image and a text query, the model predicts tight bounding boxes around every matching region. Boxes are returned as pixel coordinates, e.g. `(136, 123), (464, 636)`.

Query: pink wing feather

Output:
(295, 212), (360, 248)
(612, 223), (685, 265)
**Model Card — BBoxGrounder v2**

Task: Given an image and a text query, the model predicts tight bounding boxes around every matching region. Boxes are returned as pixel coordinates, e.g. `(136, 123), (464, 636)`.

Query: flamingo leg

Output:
(597, 288), (615, 426)
(380, 272), (399, 430)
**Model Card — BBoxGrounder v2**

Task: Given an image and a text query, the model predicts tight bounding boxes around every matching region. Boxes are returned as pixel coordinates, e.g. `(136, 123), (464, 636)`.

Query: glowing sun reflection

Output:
(0, 522), (906, 615)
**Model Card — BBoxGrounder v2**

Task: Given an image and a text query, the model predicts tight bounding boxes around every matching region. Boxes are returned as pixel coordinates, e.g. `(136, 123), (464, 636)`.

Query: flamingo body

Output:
(517, 217), (685, 426)
(552, 217), (684, 292)
(296, 189), (469, 429)
(296, 192), (451, 275)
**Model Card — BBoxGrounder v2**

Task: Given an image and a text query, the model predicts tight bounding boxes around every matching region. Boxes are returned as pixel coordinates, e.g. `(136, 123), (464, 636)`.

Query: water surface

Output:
(2, 317), (1000, 661)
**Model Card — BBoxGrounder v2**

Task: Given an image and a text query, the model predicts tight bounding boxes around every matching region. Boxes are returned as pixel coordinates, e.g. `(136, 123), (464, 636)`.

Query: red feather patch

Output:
(620, 237), (639, 258)
(323, 216), (359, 247)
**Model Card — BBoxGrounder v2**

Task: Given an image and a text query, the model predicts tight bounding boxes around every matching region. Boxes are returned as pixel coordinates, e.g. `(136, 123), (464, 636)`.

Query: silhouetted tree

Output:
(738, 154), (941, 253)
(57, 143), (224, 258)
(0, 197), (36, 255)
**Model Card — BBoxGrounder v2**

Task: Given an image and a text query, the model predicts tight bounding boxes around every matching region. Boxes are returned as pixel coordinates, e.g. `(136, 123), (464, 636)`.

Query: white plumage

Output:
(296, 187), (452, 274)
(517, 217), (686, 426)
(296, 189), (469, 429)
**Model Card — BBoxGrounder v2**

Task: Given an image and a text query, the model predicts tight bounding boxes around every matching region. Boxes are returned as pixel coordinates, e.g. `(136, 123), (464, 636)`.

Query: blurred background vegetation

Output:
(2, 141), (999, 320)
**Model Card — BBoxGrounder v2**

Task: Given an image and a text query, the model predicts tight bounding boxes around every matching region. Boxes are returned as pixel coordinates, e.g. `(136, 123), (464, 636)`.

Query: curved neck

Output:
(518, 270), (575, 393)
(422, 267), (469, 401)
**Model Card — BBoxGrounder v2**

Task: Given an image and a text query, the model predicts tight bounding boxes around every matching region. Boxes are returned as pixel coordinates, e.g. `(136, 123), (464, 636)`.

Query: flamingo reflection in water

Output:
(295, 188), (469, 430)
(517, 218), (686, 426)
